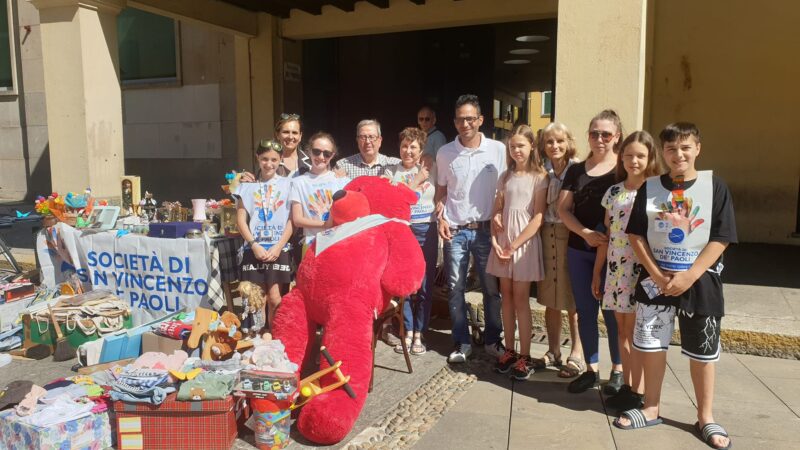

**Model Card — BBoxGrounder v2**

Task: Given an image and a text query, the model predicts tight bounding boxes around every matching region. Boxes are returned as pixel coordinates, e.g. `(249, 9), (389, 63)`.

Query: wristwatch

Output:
(247, 239), (256, 247)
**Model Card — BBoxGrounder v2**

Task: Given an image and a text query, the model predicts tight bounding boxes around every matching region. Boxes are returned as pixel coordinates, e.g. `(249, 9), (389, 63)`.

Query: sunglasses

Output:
(311, 148), (334, 159)
(454, 116), (479, 125)
(280, 113), (300, 121)
(258, 139), (283, 153)
(589, 130), (616, 142)
(418, 117), (432, 122)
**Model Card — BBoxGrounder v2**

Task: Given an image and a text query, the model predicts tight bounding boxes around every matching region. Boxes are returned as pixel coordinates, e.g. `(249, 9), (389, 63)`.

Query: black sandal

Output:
(695, 422), (732, 450)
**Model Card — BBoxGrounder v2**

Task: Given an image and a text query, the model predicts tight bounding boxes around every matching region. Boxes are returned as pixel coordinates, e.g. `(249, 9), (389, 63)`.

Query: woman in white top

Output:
(383, 127), (437, 355)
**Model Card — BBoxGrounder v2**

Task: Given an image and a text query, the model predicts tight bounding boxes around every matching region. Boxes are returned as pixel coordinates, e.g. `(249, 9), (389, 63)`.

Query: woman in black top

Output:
(557, 110), (624, 394)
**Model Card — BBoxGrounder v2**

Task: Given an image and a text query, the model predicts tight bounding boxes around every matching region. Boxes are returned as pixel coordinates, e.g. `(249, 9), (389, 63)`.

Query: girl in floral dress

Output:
(592, 131), (662, 410)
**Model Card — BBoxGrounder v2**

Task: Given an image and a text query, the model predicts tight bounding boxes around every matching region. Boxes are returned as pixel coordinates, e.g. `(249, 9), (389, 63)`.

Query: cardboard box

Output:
(141, 331), (187, 354)
(0, 410), (112, 450)
(114, 394), (241, 450)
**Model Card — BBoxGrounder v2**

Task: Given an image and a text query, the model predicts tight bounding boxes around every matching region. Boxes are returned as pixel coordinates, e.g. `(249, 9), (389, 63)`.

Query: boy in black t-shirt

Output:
(614, 123), (736, 450)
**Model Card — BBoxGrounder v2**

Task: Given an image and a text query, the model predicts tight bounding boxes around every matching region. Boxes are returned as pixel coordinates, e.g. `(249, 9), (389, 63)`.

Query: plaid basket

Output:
(113, 393), (241, 450)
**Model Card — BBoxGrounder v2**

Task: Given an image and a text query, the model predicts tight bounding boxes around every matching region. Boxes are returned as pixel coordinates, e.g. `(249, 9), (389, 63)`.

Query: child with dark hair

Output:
(614, 122), (736, 450)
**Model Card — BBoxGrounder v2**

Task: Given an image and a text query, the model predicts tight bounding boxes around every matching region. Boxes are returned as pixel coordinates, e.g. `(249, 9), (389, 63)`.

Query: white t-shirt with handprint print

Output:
(233, 177), (292, 250)
(289, 171), (351, 241)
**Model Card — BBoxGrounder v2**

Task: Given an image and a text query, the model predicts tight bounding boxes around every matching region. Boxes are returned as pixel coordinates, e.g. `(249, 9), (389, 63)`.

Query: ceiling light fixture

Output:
(509, 49), (539, 55)
(515, 35), (549, 42)
(503, 59), (531, 65)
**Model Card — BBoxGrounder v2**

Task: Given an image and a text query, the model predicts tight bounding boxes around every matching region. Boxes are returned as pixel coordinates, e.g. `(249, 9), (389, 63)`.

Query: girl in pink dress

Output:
(487, 125), (549, 380)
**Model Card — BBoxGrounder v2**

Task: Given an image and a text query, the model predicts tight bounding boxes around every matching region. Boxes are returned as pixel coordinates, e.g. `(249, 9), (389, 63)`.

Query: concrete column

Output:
(29, 0), (125, 200)
(554, 0), (647, 156)
(233, 12), (277, 171)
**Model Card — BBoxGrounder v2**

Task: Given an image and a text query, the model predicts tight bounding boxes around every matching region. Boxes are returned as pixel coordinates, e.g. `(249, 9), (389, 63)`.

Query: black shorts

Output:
(677, 309), (722, 362)
(239, 248), (292, 286)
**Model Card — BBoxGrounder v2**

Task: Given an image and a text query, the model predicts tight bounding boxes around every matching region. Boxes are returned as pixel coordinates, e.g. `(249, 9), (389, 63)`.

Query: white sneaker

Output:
(484, 341), (507, 359)
(447, 344), (473, 363)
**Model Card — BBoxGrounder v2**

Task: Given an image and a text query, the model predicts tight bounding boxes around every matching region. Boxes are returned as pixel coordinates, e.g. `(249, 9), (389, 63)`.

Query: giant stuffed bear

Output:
(272, 176), (425, 444)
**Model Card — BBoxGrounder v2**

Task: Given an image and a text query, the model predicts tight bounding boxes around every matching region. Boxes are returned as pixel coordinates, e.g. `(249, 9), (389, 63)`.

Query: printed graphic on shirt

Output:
(306, 188), (335, 221)
(645, 171), (713, 271)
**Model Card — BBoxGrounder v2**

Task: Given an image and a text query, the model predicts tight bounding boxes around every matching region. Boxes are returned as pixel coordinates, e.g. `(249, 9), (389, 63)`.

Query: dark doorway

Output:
(301, 19), (556, 158)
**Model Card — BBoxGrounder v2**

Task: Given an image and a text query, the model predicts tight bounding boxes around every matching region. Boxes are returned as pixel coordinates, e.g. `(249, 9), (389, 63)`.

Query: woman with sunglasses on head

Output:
(241, 114), (311, 182)
(557, 109), (624, 395)
(289, 132), (351, 254)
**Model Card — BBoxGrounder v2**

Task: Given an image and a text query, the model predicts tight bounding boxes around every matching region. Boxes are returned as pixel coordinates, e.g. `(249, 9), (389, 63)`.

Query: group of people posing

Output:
(233, 94), (734, 450)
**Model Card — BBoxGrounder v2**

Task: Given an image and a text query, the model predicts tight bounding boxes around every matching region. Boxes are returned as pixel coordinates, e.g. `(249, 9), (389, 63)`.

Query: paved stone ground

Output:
(414, 338), (800, 450)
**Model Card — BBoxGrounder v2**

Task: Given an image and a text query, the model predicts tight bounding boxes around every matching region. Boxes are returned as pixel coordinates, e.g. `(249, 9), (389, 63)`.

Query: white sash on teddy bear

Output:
(315, 214), (410, 255)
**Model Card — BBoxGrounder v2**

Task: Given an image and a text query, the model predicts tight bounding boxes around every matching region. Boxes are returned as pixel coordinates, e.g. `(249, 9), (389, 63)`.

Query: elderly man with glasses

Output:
(335, 119), (401, 179)
(417, 106), (447, 159)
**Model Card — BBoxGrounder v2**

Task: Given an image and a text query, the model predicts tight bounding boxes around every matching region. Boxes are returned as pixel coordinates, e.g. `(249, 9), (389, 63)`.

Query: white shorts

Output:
(633, 303), (676, 352)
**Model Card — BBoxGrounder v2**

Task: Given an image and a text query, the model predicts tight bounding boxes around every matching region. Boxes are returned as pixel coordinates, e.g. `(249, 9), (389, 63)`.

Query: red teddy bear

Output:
(272, 176), (425, 444)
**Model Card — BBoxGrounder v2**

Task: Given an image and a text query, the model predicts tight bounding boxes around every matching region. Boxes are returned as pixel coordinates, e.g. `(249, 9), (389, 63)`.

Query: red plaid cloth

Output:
(114, 393), (240, 450)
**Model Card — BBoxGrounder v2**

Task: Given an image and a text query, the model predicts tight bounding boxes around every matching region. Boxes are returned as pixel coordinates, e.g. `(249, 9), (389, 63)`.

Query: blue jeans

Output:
(567, 246), (621, 366)
(444, 228), (502, 346)
(403, 223), (439, 332)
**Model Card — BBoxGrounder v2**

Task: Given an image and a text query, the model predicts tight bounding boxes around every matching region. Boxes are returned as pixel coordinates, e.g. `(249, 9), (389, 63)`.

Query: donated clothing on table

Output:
(561, 162), (616, 251)
(436, 133), (506, 225)
(110, 384), (176, 405)
(177, 373), (235, 401)
(335, 153), (400, 179)
(487, 172), (548, 282)
(19, 397), (94, 427)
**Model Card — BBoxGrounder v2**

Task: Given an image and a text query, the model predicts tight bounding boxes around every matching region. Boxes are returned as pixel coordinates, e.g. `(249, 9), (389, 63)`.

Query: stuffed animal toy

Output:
(209, 311), (244, 359)
(272, 177), (425, 444)
(238, 281), (266, 337)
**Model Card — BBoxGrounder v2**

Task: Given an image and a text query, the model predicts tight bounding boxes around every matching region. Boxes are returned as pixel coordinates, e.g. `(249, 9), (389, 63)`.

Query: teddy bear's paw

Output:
(297, 390), (362, 444)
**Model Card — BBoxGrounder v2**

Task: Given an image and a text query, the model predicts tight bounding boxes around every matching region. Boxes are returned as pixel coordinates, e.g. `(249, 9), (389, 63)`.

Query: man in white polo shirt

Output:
(436, 94), (506, 363)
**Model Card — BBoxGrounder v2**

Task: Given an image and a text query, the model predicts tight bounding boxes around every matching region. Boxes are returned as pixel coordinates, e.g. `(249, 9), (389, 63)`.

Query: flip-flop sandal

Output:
(695, 422), (733, 450)
(557, 356), (586, 378)
(532, 351), (562, 370)
(394, 337), (412, 354)
(410, 341), (427, 355)
(613, 409), (663, 430)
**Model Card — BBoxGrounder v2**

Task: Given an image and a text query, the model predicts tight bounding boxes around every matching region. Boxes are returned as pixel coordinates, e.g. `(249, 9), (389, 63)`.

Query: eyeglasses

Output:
(258, 139), (283, 153)
(589, 130), (616, 142)
(357, 135), (380, 142)
(311, 148), (334, 159)
(280, 113), (300, 121)
(454, 116), (479, 125)
(417, 117), (432, 122)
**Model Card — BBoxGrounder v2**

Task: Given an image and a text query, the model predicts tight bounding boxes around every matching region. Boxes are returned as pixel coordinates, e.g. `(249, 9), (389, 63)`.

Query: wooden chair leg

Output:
(396, 306), (412, 374)
(369, 319), (380, 393)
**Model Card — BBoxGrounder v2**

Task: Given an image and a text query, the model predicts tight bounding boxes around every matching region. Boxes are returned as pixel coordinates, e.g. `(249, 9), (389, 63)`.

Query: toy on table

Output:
(186, 307), (253, 360)
(139, 191), (158, 222)
(239, 281), (266, 337)
(292, 346), (355, 409)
